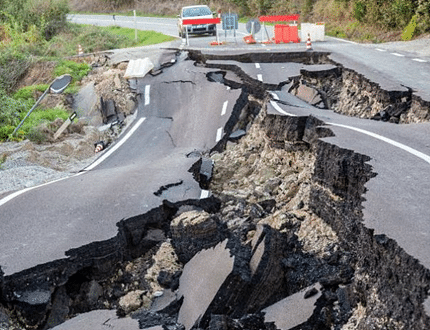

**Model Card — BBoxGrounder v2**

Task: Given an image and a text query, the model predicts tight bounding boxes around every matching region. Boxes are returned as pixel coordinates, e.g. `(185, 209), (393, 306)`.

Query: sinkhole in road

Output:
(1, 50), (429, 329)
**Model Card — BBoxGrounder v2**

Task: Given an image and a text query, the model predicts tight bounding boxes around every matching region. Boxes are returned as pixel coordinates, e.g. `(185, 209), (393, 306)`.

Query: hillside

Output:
(69, 0), (430, 42)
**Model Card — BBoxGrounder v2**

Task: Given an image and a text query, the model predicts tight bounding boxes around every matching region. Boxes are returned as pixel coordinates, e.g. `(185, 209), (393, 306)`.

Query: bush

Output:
(54, 60), (91, 82)
(353, 1), (366, 22)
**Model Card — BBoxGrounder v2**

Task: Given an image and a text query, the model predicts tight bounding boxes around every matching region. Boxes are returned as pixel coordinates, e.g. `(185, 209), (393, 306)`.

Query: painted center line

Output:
(144, 85), (150, 105)
(391, 53), (405, 57)
(221, 100), (228, 116)
(413, 58), (427, 63)
(270, 101), (430, 165)
(216, 127), (223, 142)
(255, 63), (261, 69)
(257, 74), (263, 82)
(376, 48), (387, 52)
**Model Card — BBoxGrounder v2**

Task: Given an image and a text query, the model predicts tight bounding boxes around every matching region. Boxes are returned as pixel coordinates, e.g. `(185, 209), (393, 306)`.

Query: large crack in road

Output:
(1, 50), (429, 329)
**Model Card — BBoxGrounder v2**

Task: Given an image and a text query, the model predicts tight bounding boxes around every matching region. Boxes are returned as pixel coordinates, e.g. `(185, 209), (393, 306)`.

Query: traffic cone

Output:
(306, 34), (312, 51)
(94, 141), (105, 153)
(78, 44), (84, 56)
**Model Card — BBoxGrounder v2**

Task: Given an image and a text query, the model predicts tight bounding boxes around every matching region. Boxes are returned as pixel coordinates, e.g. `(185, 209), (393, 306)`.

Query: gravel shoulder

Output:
(0, 41), (180, 198)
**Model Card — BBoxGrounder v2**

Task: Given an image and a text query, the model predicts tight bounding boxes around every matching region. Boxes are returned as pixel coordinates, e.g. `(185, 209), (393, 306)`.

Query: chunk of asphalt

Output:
(199, 157), (214, 188)
(16, 289), (51, 306)
(177, 239), (234, 330)
(262, 283), (322, 330)
(51, 309), (140, 330)
(229, 129), (246, 141)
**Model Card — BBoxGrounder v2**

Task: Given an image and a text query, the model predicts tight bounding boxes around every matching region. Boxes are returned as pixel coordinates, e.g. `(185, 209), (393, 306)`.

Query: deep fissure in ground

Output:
(0, 50), (429, 329)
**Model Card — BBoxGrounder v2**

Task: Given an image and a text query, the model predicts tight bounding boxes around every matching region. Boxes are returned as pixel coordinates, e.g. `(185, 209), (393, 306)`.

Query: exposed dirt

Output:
(0, 55), (137, 196)
(1, 51), (429, 329)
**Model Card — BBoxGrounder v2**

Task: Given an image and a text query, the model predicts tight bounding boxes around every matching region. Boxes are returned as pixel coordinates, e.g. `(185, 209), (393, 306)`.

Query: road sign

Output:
(53, 112), (77, 140)
(222, 13), (238, 30)
(246, 19), (261, 34)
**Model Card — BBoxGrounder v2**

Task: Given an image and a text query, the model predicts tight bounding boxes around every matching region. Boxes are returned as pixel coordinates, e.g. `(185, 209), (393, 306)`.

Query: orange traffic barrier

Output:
(243, 35), (256, 44)
(274, 25), (300, 43)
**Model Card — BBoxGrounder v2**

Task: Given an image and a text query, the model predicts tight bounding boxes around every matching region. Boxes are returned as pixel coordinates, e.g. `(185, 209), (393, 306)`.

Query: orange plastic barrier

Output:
(259, 15), (300, 22)
(274, 25), (300, 43)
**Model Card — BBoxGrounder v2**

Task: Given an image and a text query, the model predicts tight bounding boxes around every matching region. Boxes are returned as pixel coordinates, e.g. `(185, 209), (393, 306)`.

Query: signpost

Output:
(9, 74), (73, 140)
(221, 12), (238, 40)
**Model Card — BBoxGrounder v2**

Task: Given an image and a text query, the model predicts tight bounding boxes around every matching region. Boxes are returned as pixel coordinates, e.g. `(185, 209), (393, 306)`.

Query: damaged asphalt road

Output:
(1, 47), (430, 329)
(0, 52), (241, 277)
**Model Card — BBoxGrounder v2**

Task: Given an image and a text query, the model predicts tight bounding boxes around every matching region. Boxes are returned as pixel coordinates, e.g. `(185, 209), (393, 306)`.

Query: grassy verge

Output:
(0, 22), (174, 143)
(45, 23), (175, 57)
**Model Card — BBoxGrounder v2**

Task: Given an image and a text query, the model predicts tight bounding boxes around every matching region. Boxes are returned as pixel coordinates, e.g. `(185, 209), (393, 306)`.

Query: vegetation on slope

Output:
(0, 0), (173, 142)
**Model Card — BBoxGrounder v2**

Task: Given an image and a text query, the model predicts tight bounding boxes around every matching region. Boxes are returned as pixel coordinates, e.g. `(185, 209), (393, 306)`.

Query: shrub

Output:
(353, 1), (366, 22)
(54, 60), (91, 82)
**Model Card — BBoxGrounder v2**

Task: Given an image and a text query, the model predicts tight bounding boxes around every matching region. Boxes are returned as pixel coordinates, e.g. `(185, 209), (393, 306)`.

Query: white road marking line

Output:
(413, 58), (427, 63)
(0, 117), (147, 207)
(0, 173), (83, 207)
(270, 101), (296, 116)
(227, 86), (231, 90)
(391, 52), (405, 57)
(216, 127), (223, 142)
(269, 101), (430, 165)
(200, 190), (210, 199)
(326, 36), (358, 44)
(85, 117), (146, 171)
(144, 85), (150, 105)
(257, 74), (263, 82)
(270, 92), (279, 100)
(255, 63), (261, 69)
(329, 123), (430, 165)
(221, 101), (228, 116)
(376, 48), (387, 52)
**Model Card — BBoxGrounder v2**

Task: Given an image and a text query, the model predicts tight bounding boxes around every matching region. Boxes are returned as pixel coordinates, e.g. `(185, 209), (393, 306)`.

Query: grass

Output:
(70, 10), (176, 18)
(0, 22), (174, 142)
(44, 23), (174, 57)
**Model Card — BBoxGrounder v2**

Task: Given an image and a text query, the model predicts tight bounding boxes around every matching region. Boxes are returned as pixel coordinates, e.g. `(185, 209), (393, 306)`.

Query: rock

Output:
(170, 210), (227, 263)
(44, 286), (71, 330)
(118, 290), (145, 316)
(114, 73), (121, 89)
(87, 280), (103, 306)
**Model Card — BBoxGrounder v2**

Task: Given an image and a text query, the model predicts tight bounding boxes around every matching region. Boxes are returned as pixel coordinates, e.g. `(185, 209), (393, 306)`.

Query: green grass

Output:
(0, 20), (174, 143)
(44, 23), (174, 57)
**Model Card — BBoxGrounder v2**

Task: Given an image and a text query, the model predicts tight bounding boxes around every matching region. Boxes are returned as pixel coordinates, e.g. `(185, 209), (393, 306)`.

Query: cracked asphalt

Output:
(0, 53), (241, 276)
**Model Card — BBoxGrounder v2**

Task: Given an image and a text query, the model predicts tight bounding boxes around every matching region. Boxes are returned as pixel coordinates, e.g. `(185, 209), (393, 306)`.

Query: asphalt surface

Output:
(0, 14), (429, 296)
(0, 51), (239, 276)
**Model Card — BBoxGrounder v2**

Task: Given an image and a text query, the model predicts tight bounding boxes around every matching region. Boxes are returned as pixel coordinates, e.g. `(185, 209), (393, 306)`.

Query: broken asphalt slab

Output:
(51, 309), (139, 330)
(262, 283), (322, 330)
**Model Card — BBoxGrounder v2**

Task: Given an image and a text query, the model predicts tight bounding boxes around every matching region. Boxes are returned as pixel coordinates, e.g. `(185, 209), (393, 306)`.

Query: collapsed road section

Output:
(1, 49), (430, 329)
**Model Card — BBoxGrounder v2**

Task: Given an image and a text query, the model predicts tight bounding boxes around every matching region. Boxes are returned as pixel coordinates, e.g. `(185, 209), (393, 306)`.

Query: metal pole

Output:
(134, 10), (137, 41)
(186, 27), (189, 46)
(9, 87), (50, 139)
